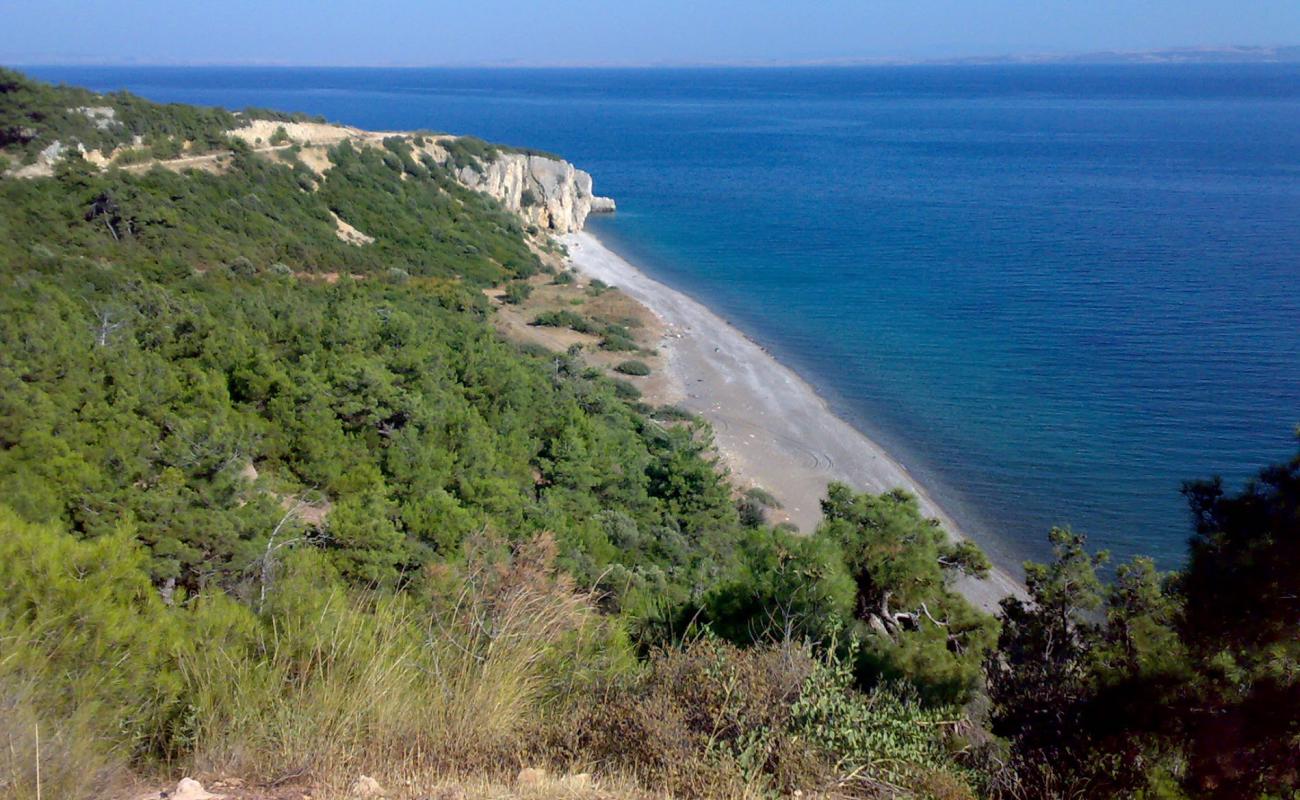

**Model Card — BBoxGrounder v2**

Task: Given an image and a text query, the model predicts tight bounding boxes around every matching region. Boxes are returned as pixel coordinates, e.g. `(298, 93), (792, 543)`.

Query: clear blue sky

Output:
(2, 0), (1297, 66)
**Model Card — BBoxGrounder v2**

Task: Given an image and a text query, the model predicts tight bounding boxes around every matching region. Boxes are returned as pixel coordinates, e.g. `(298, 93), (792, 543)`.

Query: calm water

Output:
(26, 64), (1300, 572)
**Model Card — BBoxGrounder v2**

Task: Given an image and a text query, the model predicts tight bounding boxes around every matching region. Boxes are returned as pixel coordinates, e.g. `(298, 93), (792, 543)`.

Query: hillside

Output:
(0, 68), (1297, 800)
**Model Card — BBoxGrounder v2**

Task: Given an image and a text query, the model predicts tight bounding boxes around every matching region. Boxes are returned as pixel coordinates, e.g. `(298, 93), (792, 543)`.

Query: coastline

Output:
(562, 230), (1025, 612)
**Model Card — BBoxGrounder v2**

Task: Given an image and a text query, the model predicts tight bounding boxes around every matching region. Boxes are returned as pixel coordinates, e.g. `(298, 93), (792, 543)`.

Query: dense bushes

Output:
(0, 68), (312, 166)
(552, 637), (976, 798)
(986, 449), (1300, 798)
(502, 279), (533, 304)
(0, 509), (183, 798)
(441, 135), (500, 174)
(0, 507), (974, 798)
(533, 308), (597, 332)
(0, 250), (756, 612)
(820, 485), (996, 704)
(531, 310), (642, 352)
(615, 360), (652, 376)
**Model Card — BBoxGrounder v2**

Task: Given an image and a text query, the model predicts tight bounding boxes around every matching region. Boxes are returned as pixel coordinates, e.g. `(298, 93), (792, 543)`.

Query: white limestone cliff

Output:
(452, 151), (616, 234)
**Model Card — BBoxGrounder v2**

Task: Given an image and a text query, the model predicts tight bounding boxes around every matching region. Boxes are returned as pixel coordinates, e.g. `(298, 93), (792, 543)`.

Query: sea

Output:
(24, 64), (1300, 573)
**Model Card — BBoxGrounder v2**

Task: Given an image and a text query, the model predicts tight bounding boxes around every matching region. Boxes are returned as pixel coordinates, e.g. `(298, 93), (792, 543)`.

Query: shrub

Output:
(110, 147), (152, 166)
(614, 360), (651, 377)
(791, 644), (977, 794)
(611, 378), (642, 400)
(502, 280), (533, 305)
(552, 270), (575, 285)
(654, 404), (697, 422)
(600, 331), (638, 352)
(269, 126), (291, 146)
(0, 508), (183, 796)
(737, 495), (768, 527)
(520, 188), (539, 207)
(227, 255), (259, 278)
(141, 134), (182, 161)
(442, 136), (500, 174)
(551, 638), (823, 798)
(586, 278), (612, 297)
(550, 637), (975, 799)
(532, 309), (595, 333)
(517, 342), (555, 359)
(744, 486), (783, 509)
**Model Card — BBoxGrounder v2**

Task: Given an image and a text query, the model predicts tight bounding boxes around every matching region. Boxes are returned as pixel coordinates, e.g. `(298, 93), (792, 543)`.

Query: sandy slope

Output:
(563, 231), (1024, 611)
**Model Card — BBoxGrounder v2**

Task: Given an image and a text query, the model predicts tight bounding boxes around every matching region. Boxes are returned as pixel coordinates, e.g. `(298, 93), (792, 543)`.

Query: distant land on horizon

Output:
(5, 43), (1299, 69)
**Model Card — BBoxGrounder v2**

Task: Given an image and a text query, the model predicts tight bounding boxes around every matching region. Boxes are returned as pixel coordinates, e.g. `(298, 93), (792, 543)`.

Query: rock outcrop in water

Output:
(453, 152), (616, 234)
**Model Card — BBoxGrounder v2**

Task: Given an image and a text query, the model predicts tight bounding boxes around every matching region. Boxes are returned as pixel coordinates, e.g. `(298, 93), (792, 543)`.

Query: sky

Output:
(2, 0), (1298, 66)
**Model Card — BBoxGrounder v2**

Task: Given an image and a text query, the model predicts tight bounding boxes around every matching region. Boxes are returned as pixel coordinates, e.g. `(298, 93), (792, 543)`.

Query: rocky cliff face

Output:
(453, 152), (616, 234)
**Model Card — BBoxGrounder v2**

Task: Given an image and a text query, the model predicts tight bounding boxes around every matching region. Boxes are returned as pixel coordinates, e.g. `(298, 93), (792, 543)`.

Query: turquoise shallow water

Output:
(26, 64), (1300, 571)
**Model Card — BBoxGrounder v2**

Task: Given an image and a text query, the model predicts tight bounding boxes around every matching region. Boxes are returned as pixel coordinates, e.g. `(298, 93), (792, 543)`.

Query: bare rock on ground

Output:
(350, 775), (385, 798)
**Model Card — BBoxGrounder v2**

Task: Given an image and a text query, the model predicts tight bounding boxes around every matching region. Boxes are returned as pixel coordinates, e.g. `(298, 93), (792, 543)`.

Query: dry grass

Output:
(486, 271), (678, 405)
(182, 534), (602, 793)
(545, 638), (829, 800)
(334, 768), (662, 800)
(0, 682), (131, 800)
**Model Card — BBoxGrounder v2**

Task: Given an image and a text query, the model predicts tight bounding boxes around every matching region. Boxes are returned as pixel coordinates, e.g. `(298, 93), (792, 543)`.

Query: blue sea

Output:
(25, 64), (1300, 572)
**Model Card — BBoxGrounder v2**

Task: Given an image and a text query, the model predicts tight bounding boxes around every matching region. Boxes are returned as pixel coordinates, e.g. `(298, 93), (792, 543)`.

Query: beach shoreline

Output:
(562, 230), (1024, 611)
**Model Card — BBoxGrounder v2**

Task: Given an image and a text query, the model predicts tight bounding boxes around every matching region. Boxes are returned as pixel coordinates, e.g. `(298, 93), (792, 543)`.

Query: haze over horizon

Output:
(3, 0), (1298, 67)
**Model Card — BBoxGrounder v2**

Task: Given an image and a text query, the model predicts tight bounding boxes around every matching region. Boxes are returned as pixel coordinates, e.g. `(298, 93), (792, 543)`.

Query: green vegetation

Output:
(599, 322), (638, 352)
(744, 486), (782, 509)
(0, 68), (286, 166)
(502, 279), (533, 304)
(614, 359), (652, 376)
(239, 107), (327, 124)
(816, 485), (997, 703)
(611, 378), (643, 400)
(737, 487), (782, 527)
(500, 143), (565, 161)
(532, 308), (596, 333)
(441, 135), (500, 174)
(654, 404), (699, 422)
(532, 309), (640, 352)
(986, 455), (1300, 798)
(1, 70), (1297, 800)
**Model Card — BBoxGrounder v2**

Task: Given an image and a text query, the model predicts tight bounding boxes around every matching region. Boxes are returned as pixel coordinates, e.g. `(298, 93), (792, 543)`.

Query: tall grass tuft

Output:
(0, 680), (132, 800)
(182, 533), (602, 788)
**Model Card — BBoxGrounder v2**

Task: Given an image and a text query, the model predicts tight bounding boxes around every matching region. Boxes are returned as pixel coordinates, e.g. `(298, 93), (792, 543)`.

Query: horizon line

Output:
(5, 43), (1299, 71)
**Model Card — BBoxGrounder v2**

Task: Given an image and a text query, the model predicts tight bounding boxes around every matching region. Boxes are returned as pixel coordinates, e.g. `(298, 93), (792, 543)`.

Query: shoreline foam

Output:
(562, 230), (1024, 611)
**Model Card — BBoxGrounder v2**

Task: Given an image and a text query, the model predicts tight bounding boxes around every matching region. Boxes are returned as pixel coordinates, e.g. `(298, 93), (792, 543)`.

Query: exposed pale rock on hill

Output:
(453, 151), (616, 233)
(13, 110), (616, 234)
